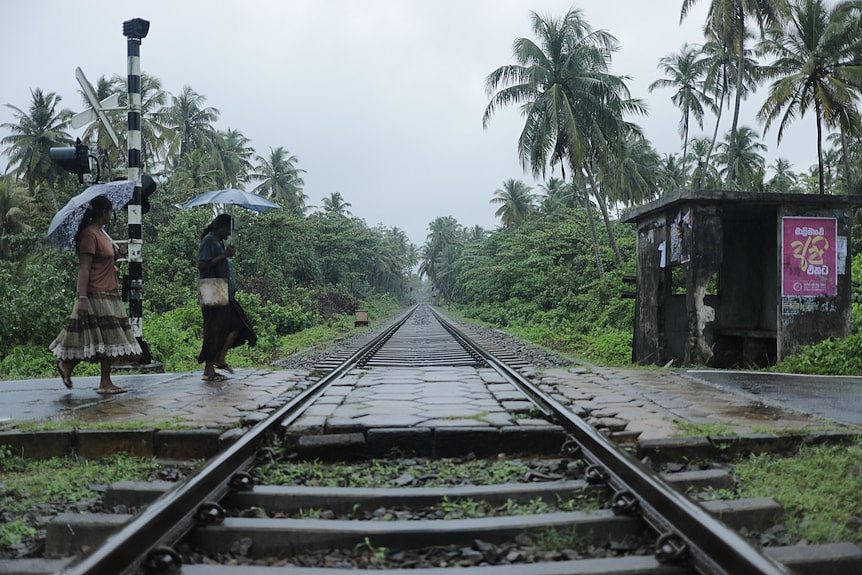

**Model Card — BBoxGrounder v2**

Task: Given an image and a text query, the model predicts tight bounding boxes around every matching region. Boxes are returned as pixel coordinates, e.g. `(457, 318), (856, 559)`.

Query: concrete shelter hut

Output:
(622, 190), (862, 368)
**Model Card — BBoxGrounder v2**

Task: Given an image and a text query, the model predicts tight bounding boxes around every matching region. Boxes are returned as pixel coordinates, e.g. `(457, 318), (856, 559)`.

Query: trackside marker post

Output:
(123, 17), (150, 363)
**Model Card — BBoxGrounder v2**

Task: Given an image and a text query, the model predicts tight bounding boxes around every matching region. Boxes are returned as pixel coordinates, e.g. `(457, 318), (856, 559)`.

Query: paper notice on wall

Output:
(658, 240), (667, 268)
(838, 236), (847, 274)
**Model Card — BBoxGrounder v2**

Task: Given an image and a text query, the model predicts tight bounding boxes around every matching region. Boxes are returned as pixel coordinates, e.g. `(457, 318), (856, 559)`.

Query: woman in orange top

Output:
(50, 195), (141, 394)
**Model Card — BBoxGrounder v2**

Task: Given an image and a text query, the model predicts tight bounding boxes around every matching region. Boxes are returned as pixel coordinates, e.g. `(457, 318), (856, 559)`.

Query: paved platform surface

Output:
(686, 369), (862, 425)
(0, 369), (308, 428)
(2, 364), (857, 440)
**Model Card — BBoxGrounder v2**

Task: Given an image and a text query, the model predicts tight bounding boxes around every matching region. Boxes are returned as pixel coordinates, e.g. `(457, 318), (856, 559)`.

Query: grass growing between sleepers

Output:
(0, 447), (161, 552)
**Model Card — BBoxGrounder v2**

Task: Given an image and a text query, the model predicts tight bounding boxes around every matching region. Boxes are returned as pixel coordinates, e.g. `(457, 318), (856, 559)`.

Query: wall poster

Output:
(781, 216), (837, 297)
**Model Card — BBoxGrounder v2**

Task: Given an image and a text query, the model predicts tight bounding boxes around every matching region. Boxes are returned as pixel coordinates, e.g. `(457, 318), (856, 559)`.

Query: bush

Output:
(0, 257), (76, 350)
(578, 327), (632, 365)
(773, 334), (862, 375)
(143, 301), (202, 372)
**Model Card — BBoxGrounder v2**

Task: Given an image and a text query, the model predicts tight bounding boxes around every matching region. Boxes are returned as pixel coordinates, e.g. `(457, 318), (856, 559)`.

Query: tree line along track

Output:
(13, 304), (856, 574)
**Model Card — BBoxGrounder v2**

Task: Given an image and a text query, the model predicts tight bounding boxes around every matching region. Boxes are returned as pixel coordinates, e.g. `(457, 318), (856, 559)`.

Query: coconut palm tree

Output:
(1, 88), (72, 205)
(658, 153), (686, 192)
(132, 74), (171, 171)
(537, 177), (574, 215)
(252, 147), (307, 215)
(321, 191), (352, 216)
(688, 137), (724, 188)
(163, 85), (219, 159)
(79, 73), (170, 177)
(598, 132), (663, 207)
(386, 226), (416, 268)
(758, 0), (862, 194)
(483, 8), (644, 269)
(466, 225), (487, 242)
(766, 158), (799, 192)
(649, 43), (713, 176)
(419, 216), (463, 297)
(697, 29), (762, 187)
(827, 121), (862, 195)
(170, 148), (221, 202)
(714, 125), (767, 188)
(681, 0), (788, 182)
(212, 128), (255, 189)
(491, 179), (535, 228)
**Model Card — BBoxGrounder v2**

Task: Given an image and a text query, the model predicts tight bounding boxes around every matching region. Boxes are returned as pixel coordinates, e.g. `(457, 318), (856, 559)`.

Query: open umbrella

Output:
(47, 180), (137, 250)
(181, 188), (280, 213)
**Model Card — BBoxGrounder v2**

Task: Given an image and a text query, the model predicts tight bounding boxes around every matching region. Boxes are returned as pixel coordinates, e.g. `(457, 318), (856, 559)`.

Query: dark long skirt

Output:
(198, 300), (257, 363)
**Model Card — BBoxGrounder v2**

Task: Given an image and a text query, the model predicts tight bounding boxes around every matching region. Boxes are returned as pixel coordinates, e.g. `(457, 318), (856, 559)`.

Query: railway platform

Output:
(0, 363), (854, 439)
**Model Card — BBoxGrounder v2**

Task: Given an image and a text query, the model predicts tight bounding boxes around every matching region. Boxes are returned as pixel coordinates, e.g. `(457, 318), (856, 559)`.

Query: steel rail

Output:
(430, 306), (788, 575)
(61, 306), (418, 575)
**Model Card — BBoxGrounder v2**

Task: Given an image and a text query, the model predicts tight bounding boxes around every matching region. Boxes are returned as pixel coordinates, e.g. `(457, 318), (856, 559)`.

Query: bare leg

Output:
(203, 360), (218, 378)
(97, 359), (126, 394)
(215, 331), (238, 372)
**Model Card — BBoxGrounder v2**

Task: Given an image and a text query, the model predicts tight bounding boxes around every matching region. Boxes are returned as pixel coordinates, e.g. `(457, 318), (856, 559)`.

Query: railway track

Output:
(4, 304), (860, 574)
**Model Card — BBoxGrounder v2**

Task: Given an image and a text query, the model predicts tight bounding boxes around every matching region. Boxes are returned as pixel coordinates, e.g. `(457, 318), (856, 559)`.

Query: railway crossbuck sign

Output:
(71, 67), (122, 149)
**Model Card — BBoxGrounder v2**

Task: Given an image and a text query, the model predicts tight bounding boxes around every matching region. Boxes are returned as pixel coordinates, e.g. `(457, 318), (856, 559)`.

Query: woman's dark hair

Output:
(74, 195), (113, 251)
(201, 213), (232, 239)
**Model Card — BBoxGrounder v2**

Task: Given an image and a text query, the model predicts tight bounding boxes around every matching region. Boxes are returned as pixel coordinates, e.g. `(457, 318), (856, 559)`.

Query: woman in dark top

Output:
(197, 213), (256, 381)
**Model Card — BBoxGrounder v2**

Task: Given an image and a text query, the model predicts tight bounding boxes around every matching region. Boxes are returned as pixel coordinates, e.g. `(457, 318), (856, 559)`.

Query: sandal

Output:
(202, 373), (228, 382)
(96, 386), (128, 395)
(214, 363), (234, 374)
(57, 361), (73, 389)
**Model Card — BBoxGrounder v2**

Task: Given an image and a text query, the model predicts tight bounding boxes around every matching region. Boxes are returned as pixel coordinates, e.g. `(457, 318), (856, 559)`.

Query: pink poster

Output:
(782, 216), (837, 297)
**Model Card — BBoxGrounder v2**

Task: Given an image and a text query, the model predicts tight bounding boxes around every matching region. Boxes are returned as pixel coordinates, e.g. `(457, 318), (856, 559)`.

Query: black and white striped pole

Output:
(123, 18), (151, 363)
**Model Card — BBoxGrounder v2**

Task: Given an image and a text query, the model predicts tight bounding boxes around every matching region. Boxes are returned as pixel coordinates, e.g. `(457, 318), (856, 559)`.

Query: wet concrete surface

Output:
(1, 365), (859, 440)
(0, 369), (309, 428)
(685, 370), (862, 425)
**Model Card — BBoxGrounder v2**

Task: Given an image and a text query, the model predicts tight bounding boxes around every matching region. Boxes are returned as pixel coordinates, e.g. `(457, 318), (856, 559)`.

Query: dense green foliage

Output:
(0, 181), (413, 378)
(425, 208), (636, 365)
(0, 66), (416, 380)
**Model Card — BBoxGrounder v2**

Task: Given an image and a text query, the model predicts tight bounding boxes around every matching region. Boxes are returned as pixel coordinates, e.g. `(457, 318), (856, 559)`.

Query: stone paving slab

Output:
(0, 369), (308, 429)
(3, 360), (860, 445)
(536, 366), (859, 440)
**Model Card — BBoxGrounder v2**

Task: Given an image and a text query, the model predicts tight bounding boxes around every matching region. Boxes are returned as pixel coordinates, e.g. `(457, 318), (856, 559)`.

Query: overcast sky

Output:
(1, 0), (820, 248)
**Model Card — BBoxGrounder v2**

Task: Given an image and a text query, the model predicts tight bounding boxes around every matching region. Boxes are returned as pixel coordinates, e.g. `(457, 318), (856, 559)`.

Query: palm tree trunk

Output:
(700, 83), (725, 189)
(816, 107), (825, 195)
(726, 13), (746, 186)
(584, 164), (623, 268)
(583, 193), (604, 276)
(840, 129), (853, 194)
(681, 117), (689, 185)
